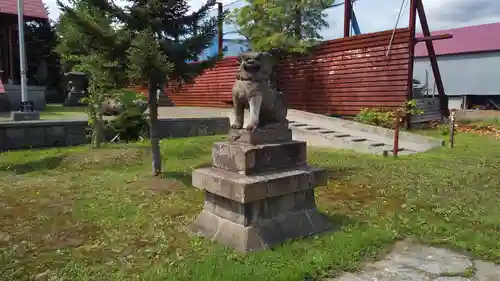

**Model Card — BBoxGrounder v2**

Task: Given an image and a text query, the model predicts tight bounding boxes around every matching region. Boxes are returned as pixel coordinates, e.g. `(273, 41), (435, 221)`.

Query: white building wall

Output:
(414, 51), (500, 96)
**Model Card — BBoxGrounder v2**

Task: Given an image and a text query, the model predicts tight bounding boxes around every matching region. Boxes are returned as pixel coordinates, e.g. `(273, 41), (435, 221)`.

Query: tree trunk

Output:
(89, 101), (99, 148)
(95, 106), (104, 149)
(148, 76), (162, 176)
(269, 50), (282, 92)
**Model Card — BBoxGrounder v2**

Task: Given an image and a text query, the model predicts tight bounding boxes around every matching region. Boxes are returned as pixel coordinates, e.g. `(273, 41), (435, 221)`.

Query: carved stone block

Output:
(212, 141), (307, 175)
(229, 128), (292, 145)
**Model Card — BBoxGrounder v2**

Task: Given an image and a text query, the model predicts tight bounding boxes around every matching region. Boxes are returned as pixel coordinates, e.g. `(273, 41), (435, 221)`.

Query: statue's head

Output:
(237, 51), (274, 77)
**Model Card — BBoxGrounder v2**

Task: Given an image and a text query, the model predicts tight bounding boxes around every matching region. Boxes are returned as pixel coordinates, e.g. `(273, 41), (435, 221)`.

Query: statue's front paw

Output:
(246, 122), (258, 131)
(231, 123), (243, 129)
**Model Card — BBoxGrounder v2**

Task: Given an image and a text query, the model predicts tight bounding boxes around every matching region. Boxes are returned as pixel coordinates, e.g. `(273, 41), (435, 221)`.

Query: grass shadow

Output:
(0, 156), (65, 174)
(163, 171), (193, 187)
(323, 167), (359, 181)
(324, 213), (357, 229)
(163, 162), (212, 186)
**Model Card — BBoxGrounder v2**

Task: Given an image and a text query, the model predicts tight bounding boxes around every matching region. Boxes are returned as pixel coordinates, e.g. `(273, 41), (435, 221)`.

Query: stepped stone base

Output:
(189, 190), (331, 252)
(189, 128), (331, 252)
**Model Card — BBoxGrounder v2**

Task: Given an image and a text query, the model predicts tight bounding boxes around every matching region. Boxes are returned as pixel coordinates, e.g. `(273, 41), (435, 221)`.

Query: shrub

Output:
(355, 108), (396, 129)
(107, 91), (149, 142)
(354, 100), (424, 129)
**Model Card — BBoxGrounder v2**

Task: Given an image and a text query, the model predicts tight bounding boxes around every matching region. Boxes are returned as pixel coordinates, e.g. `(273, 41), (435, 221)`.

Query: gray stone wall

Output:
(0, 120), (88, 151)
(156, 117), (229, 139)
(0, 117), (230, 151)
(4, 84), (47, 110)
(0, 120), (87, 150)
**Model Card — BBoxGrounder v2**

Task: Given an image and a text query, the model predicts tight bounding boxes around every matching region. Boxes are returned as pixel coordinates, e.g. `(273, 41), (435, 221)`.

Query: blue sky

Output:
(45, 0), (500, 38)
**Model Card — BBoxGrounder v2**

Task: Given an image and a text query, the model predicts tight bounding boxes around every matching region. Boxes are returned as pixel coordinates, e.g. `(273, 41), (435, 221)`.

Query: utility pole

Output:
(343, 0), (353, 37)
(217, 2), (223, 59)
(294, 8), (301, 40)
(12, 0), (40, 120)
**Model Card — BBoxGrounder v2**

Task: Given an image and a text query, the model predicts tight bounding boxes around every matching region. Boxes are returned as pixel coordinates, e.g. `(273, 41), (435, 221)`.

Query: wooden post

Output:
(393, 109), (401, 157)
(449, 109), (456, 148)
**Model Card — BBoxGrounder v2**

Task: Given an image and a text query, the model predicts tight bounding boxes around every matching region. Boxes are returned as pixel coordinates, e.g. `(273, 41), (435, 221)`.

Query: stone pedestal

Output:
(11, 111), (40, 121)
(189, 128), (331, 252)
(63, 91), (86, 106)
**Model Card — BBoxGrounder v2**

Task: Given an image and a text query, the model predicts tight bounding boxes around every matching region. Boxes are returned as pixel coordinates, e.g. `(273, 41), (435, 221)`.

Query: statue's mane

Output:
(236, 68), (265, 81)
(236, 63), (270, 82)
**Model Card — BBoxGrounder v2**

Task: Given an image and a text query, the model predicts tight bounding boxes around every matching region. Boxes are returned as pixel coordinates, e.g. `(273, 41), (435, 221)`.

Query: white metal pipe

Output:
(17, 0), (28, 103)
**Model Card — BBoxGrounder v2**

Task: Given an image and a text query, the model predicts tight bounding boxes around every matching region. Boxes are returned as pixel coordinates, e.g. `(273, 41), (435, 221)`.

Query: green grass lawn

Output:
(0, 104), (87, 120)
(0, 131), (499, 281)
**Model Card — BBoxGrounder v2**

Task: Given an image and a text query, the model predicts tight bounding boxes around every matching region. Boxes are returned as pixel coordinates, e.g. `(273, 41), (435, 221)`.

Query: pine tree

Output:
(227, 0), (334, 53)
(227, 0), (334, 89)
(57, 1), (127, 148)
(58, 0), (219, 175)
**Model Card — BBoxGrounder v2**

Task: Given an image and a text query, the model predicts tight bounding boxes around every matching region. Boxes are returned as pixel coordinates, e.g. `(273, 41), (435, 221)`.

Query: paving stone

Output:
(332, 268), (431, 281)
(474, 260), (500, 281)
(434, 277), (472, 281)
(323, 240), (497, 281)
(377, 241), (473, 275)
(330, 272), (367, 281)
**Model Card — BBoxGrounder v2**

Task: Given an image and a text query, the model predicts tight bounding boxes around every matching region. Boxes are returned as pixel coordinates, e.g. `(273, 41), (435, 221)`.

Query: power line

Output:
(207, 0), (243, 12)
(209, 0), (362, 13)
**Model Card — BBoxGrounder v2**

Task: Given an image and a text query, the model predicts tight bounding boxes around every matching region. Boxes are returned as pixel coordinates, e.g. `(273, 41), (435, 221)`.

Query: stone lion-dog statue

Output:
(230, 51), (288, 131)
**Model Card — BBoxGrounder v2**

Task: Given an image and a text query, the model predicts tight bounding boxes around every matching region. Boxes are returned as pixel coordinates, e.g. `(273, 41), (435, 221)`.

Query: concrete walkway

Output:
(156, 106), (443, 156)
(157, 106), (232, 119)
(325, 240), (500, 281)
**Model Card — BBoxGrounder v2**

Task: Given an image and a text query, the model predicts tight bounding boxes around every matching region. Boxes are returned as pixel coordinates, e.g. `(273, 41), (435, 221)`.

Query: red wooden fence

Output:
(152, 28), (412, 116)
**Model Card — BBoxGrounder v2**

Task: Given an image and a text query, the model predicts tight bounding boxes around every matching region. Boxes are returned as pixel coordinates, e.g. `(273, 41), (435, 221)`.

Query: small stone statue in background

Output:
(230, 51), (288, 131)
(63, 72), (88, 106)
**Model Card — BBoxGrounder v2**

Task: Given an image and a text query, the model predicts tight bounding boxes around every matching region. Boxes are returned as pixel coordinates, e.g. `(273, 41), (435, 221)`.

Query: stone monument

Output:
(189, 52), (331, 252)
(63, 72), (88, 106)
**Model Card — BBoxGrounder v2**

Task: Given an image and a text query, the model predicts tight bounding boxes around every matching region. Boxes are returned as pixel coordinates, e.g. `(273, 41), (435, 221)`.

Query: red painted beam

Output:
(415, 34), (453, 43)
(405, 0), (417, 128)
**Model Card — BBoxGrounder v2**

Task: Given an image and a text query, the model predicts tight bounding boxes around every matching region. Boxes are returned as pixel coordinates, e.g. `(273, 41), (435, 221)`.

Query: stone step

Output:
(346, 137), (367, 142)
(383, 148), (417, 156)
(318, 130), (337, 134)
(304, 127), (322, 131)
(366, 141), (386, 147)
(289, 122), (417, 156)
(331, 133), (351, 138)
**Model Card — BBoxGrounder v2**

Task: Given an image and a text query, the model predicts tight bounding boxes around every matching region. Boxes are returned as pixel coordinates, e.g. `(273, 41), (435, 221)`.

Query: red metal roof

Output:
(0, 0), (48, 19)
(415, 22), (500, 57)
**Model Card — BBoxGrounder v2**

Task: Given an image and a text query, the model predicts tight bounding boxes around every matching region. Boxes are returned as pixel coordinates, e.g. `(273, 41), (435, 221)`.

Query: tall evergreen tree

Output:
(56, 1), (127, 148)
(58, 0), (219, 175)
(227, 0), (334, 89)
(227, 0), (334, 53)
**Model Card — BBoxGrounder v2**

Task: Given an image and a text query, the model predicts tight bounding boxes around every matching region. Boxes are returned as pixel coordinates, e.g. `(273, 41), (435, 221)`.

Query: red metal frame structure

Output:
(344, 0), (451, 119)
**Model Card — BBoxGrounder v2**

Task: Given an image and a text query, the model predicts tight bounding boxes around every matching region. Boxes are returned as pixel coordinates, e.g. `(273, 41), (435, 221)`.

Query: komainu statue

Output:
(230, 51), (288, 131)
